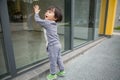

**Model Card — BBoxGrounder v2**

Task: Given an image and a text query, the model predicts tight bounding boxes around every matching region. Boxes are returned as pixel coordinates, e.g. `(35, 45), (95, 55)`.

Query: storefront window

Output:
(0, 21), (7, 75)
(73, 0), (101, 47)
(73, 0), (90, 47)
(7, 0), (65, 69)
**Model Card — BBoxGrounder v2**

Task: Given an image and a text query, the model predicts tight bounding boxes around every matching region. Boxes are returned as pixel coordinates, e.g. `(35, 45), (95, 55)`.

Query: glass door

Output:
(73, 0), (90, 47)
(73, 0), (101, 47)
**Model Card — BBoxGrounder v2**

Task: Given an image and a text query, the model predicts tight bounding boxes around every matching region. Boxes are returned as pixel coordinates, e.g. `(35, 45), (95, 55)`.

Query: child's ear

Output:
(54, 17), (57, 22)
(55, 18), (57, 20)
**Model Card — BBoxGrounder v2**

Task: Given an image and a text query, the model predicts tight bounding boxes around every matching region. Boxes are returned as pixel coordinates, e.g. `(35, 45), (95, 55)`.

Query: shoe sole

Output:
(47, 77), (57, 80)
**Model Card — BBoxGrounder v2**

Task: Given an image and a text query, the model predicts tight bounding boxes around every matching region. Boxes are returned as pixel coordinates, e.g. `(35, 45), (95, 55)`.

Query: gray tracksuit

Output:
(34, 13), (64, 74)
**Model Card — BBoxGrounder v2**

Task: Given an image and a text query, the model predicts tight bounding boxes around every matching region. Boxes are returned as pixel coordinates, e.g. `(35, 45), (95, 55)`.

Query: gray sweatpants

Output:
(47, 44), (64, 74)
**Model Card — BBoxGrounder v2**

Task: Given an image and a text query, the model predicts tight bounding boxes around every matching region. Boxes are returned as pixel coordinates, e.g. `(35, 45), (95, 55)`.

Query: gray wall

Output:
(115, 0), (120, 27)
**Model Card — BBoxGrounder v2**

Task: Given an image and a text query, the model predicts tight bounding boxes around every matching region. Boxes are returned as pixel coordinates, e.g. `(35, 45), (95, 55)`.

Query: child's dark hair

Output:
(47, 6), (62, 22)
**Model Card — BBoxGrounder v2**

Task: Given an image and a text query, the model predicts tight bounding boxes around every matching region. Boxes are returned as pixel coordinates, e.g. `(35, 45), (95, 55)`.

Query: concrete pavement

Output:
(30, 31), (120, 80)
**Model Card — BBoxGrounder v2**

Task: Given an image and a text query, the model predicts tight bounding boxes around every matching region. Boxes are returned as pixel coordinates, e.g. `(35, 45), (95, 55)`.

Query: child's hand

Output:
(33, 5), (40, 14)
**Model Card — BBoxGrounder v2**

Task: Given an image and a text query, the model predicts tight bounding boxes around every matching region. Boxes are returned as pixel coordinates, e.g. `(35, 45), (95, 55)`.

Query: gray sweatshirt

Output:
(34, 13), (60, 46)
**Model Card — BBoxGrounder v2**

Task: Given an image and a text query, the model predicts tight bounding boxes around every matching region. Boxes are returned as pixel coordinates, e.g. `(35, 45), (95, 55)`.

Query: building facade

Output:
(115, 0), (120, 27)
(0, 0), (117, 79)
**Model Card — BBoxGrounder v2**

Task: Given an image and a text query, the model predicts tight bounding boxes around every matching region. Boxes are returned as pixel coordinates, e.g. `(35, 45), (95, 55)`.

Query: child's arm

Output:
(34, 5), (49, 28)
(34, 13), (48, 27)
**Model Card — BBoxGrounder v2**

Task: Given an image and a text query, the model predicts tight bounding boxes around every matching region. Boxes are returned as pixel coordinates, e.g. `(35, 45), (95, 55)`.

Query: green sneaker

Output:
(57, 71), (65, 77)
(47, 74), (57, 80)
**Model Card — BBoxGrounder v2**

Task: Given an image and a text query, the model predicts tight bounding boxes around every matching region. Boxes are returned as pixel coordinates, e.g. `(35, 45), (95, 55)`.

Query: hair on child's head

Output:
(47, 6), (63, 22)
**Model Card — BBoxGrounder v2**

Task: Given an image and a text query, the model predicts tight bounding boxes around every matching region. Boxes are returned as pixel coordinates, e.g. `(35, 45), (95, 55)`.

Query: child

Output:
(33, 5), (65, 80)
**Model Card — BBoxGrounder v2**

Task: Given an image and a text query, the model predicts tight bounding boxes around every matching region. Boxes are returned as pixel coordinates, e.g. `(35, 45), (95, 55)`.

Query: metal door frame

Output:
(0, 0), (17, 79)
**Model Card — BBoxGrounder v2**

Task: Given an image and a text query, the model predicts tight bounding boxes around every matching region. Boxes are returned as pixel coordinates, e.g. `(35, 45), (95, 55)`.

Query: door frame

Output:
(0, 0), (17, 79)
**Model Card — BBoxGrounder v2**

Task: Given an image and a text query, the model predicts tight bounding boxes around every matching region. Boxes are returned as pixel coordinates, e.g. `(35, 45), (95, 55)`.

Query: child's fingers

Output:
(34, 5), (39, 9)
(33, 5), (41, 13)
(33, 6), (37, 9)
(34, 5), (41, 11)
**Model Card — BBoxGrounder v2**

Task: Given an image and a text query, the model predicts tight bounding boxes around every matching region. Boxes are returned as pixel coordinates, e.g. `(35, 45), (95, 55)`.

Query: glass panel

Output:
(94, 0), (101, 39)
(7, 0), (65, 69)
(38, 0), (65, 51)
(0, 21), (7, 75)
(73, 0), (90, 47)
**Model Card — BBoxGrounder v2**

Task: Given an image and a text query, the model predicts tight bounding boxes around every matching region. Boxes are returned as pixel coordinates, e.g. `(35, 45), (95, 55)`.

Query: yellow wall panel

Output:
(98, 0), (106, 34)
(105, 0), (117, 35)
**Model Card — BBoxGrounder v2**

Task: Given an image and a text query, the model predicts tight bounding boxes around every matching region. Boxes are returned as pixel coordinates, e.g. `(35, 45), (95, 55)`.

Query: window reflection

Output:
(73, 0), (101, 47)
(94, 0), (101, 39)
(73, 0), (90, 47)
(7, 0), (65, 69)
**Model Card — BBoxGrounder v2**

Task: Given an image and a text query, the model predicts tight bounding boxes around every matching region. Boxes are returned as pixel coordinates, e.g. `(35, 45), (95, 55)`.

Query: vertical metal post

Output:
(0, 0), (17, 77)
(64, 0), (73, 50)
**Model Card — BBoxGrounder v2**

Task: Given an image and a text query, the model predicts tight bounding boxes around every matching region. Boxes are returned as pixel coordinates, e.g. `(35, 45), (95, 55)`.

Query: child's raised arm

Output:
(33, 5), (49, 29)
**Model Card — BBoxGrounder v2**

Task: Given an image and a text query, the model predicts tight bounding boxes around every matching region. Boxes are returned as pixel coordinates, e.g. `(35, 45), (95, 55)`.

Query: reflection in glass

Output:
(7, 0), (65, 69)
(94, 0), (101, 39)
(73, 0), (90, 47)
(0, 23), (7, 75)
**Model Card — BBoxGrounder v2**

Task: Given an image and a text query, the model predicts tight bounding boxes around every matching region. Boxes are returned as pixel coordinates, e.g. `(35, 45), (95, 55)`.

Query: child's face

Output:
(44, 9), (57, 21)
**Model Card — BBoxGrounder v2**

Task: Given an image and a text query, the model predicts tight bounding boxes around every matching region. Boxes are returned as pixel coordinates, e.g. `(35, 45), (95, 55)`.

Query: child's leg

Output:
(57, 49), (64, 71)
(47, 45), (58, 74)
